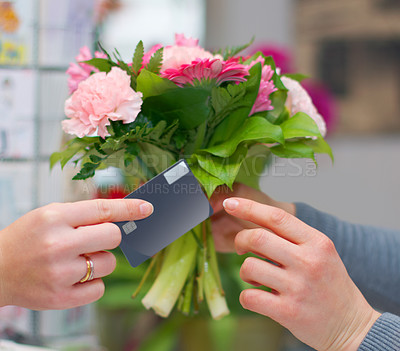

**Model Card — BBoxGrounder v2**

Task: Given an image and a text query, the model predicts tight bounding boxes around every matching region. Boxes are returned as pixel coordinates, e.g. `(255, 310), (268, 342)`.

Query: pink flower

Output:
(247, 57), (277, 115)
(161, 58), (249, 87)
(281, 76), (327, 137)
(62, 67), (143, 139)
(66, 46), (107, 94)
(161, 34), (222, 71)
(162, 46), (219, 71)
(174, 33), (199, 47)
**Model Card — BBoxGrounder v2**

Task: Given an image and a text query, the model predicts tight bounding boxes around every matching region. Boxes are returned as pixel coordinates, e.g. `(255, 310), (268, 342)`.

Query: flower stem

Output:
(141, 231), (198, 318)
(202, 219), (229, 319)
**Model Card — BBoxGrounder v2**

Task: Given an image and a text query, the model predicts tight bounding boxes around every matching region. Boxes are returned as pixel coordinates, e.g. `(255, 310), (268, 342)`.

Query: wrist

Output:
(326, 308), (381, 351)
(341, 310), (381, 351)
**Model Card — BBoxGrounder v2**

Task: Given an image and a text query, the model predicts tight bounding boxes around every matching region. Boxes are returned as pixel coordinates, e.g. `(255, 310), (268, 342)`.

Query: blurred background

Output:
(0, 0), (399, 350)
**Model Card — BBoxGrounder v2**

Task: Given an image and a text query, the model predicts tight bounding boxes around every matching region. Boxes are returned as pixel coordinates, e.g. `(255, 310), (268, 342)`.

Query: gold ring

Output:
(79, 254), (94, 283)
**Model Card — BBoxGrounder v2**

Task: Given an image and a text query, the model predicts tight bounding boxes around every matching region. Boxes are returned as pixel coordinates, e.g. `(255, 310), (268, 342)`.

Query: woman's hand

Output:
(0, 199), (153, 310)
(223, 197), (381, 351)
(210, 183), (295, 252)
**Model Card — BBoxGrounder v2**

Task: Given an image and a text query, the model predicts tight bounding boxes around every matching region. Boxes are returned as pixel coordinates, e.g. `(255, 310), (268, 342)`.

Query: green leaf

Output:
(280, 112), (321, 139)
(190, 164), (225, 198)
(211, 87), (232, 115)
(160, 120), (179, 145)
(145, 47), (163, 75)
(50, 137), (96, 169)
(89, 154), (103, 163)
(132, 40), (144, 74)
(219, 36), (255, 60)
(136, 69), (177, 99)
(203, 116), (284, 158)
(139, 142), (176, 174)
(141, 87), (212, 130)
(235, 144), (272, 190)
(263, 90), (288, 124)
(72, 161), (101, 180)
(208, 63), (262, 146)
(282, 73), (309, 82)
(96, 42), (112, 61)
(101, 137), (121, 151)
(125, 142), (140, 156)
(263, 55), (277, 71)
(194, 144), (248, 189)
(270, 137), (334, 162)
(81, 58), (117, 72)
(173, 131), (187, 149)
(148, 120), (168, 140)
(305, 137), (334, 162)
(270, 141), (316, 160)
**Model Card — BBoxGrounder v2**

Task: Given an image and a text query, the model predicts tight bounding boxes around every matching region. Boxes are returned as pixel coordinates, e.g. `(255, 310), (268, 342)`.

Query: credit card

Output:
(114, 160), (213, 267)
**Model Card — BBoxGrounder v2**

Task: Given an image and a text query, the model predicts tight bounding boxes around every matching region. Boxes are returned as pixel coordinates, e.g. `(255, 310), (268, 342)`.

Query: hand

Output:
(0, 199), (153, 310)
(223, 197), (381, 351)
(210, 183), (295, 252)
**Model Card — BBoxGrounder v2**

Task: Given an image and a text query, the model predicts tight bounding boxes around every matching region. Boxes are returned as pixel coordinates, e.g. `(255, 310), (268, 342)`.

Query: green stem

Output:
(131, 252), (159, 299)
(141, 231), (198, 318)
(202, 219), (229, 320)
(181, 270), (195, 315)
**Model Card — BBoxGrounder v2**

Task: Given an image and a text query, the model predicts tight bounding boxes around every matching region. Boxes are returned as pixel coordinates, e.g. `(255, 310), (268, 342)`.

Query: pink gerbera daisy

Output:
(161, 58), (249, 87)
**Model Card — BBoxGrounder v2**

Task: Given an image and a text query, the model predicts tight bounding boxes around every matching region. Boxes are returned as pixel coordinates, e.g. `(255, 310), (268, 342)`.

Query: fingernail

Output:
(140, 202), (153, 216)
(223, 198), (239, 211)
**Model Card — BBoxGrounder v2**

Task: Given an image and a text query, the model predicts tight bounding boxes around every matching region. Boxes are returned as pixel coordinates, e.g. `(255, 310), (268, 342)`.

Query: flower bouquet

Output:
(51, 34), (332, 320)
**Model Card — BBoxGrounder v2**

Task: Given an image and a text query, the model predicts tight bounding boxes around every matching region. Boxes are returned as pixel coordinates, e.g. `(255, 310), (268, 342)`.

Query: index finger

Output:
(223, 197), (313, 244)
(63, 199), (154, 227)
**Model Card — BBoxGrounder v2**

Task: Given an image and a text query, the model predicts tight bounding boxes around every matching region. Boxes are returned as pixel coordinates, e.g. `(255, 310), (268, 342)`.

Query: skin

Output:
(0, 199), (153, 310)
(210, 184), (381, 351)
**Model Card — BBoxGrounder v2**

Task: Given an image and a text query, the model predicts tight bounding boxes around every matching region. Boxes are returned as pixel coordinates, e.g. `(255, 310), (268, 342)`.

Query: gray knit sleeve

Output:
(359, 313), (400, 351)
(295, 202), (400, 314)
(295, 203), (400, 351)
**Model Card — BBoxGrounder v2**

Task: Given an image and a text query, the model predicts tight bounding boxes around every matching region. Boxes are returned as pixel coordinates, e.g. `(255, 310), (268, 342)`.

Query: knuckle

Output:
(244, 200), (255, 217)
(124, 200), (140, 220)
(37, 203), (63, 227)
(317, 236), (336, 255)
(249, 228), (267, 249)
(96, 199), (113, 222)
(269, 207), (289, 227)
(41, 237), (61, 261)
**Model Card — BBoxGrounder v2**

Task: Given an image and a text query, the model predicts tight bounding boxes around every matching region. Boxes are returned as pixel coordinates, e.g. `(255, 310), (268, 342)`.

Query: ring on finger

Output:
(79, 254), (94, 283)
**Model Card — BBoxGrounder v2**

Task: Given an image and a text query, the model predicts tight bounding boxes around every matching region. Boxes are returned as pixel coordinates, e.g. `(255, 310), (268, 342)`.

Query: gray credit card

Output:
(114, 160), (213, 267)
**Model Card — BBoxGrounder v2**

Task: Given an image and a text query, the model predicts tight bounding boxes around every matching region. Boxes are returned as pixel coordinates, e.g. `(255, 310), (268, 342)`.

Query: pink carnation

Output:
(162, 46), (219, 71)
(174, 33), (199, 47)
(62, 67), (143, 139)
(161, 58), (249, 87)
(161, 34), (222, 71)
(281, 76), (327, 137)
(66, 46), (107, 94)
(247, 57), (278, 115)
